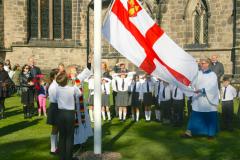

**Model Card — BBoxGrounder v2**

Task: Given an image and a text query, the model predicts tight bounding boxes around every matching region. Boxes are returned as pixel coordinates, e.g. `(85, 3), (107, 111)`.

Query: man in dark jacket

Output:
(28, 57), (42, 116)
(210, 55), (224, 88)
(28, 57), (42, 78)
(0, 62), (12, 119)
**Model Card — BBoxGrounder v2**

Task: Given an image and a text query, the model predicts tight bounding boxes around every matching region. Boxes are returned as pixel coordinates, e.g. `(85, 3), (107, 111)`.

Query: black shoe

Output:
(50, 151), (57, 155)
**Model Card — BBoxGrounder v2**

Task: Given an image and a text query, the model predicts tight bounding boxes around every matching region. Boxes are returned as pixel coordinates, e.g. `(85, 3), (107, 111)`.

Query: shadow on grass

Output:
(81, 120), (135, 152)
(5, 109), (22, 117)
(4, 106), (19, 112)
(0, 138), (58, 160)
(0, 119), (42, 137)
(106, 121), (135, 147)
(133, 122), (240, 160)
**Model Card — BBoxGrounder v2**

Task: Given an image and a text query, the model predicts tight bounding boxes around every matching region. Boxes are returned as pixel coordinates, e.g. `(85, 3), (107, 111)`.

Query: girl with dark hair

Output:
(20, 64), (35, 118)
(47, 69), (59, 154)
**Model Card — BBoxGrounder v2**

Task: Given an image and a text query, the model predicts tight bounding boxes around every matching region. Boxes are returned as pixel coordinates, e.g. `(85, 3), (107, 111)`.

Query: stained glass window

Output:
(29, 0), (72, 40)
(194, 12), (201, 44)
(64, 0), (72, 39)
(41, 0), (49, 38)
(203, 13), (208, 44)
(192, 1), (208, 45)
(53, 0), (62, 39)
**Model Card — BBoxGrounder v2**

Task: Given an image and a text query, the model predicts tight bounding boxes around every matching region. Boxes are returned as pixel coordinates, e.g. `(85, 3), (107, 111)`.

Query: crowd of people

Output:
(0, 54), (239, 160)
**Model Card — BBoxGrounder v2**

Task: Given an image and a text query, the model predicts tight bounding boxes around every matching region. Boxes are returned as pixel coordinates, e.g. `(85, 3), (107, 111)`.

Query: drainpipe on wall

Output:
(86, 0), (93, 65)
(232, 0), (237, 75)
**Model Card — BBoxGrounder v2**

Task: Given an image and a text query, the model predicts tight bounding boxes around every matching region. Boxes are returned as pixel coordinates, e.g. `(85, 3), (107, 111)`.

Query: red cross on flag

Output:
(102, 0), (198, 92)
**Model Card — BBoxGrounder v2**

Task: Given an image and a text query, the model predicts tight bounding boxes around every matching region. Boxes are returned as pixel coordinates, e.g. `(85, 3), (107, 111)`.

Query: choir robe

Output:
(74, 68), (93, 145)
(187, 69), (219, 136)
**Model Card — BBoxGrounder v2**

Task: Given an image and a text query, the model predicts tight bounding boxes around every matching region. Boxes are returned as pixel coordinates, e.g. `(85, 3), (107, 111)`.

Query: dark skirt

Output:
(0, 87), (9, 98)
(47, 103), (58, 125)
(116, 91), (129, 107)
(187, 111), (218, 136)
(21, 88), (35, 105)
(143, 92), (153, 106)
(129, 92), (141, 107)
(102, 94), (110, 106)
(88, 95), (94, 106)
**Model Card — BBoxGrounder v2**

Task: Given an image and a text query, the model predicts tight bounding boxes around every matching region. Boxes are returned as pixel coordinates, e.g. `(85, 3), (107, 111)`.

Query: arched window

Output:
(202, 11), (208, 44)
(193, 10), (201, 44)
(184, 0), (209, 47)
(193, 1), (208, 44)
(29, 0), (72, 40)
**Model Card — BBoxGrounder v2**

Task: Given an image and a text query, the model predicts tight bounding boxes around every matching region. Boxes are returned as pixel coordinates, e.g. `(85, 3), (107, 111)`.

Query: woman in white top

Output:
(56, 72), (80, 160)
(101, 77), (112, 121)
(183, 58), (219, 138)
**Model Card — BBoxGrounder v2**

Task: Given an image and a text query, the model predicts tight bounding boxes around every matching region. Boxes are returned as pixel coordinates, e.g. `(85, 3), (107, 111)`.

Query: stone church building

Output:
(0, 0), (240, 75)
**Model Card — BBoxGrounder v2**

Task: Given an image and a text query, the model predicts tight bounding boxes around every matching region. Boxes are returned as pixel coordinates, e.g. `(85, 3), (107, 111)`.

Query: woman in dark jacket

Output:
(20, 64), (35, 118)
(0, 62), (12, 119)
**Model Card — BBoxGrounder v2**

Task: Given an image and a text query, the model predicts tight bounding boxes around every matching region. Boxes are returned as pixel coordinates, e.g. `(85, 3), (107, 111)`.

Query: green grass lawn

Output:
(1, 95), (240, 160)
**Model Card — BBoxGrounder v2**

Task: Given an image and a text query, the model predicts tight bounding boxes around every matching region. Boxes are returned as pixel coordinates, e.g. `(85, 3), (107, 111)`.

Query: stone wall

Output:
(160, 0), (233, 74)
(0, 0), (4, 47)
(3, 0), (28, 48)
(0, 51), (5, 62)
(0, 0), (237, 74)
(2, 0), (91, 69)
(235, 0), (240, 74)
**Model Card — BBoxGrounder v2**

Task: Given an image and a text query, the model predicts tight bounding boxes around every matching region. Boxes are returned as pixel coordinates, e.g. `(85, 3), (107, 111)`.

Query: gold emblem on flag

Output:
(128, 0), (142, 17)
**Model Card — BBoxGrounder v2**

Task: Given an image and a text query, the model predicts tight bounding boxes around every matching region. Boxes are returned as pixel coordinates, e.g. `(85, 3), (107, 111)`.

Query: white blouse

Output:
(56, 86), (81, 110)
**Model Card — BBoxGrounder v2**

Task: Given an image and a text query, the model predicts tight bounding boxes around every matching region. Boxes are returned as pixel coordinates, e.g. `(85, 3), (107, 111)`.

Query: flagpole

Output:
(94, 0), (102, 155)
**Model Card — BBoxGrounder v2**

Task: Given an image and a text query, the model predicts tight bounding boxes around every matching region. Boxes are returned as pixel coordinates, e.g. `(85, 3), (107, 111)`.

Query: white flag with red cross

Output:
(102, 0), (198, 93)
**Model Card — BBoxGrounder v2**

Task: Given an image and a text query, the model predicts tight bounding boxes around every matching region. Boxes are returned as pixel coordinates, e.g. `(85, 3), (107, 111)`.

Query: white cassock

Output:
(187, 70), (219, 136)
(74, 68), (93, 145)
(191, 70), (219, 112)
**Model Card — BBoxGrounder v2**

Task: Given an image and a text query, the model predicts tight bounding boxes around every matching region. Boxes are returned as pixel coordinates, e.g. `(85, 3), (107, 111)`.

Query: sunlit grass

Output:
(0, 94), (240, 160)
